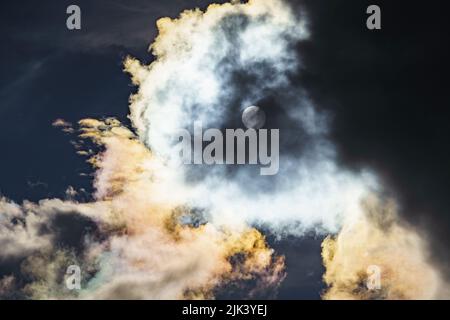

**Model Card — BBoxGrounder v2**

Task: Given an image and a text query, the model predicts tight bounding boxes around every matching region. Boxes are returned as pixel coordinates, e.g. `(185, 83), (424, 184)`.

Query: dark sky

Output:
(294, 0), (450, 279)
(0, 0), (449, 298)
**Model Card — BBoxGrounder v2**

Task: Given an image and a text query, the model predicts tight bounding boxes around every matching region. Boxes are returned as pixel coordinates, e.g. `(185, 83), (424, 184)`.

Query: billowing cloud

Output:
(322, 195), (450, 299)
(0, 119), (284, 299)
(122, 0), (449, 299)
(124, 0), (377, 236)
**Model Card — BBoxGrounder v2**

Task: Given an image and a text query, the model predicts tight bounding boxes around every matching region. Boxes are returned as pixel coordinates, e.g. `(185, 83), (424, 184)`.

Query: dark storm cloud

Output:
(290, 0), (450, 278)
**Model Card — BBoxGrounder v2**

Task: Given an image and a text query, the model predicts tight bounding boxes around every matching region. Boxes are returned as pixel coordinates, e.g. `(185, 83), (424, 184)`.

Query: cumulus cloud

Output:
(124, 0), (377, 236)
(0, 119), (284, 299)
(121, 0), (450, 299)
(322, 194), (450, 299)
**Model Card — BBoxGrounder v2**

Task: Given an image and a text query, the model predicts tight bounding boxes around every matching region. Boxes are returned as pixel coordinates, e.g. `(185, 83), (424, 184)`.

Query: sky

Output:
(0, 0), (449, 300)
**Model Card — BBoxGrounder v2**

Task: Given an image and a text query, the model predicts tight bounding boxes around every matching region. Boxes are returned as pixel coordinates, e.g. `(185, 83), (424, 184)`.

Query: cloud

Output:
(1, 0), (448, 300)
(122, 0), (450, 299)
(0, 119), (284, 299)
(295, 0), (450, 282)
(124, 0), (377, 236)
(322, 194), (450, 299)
